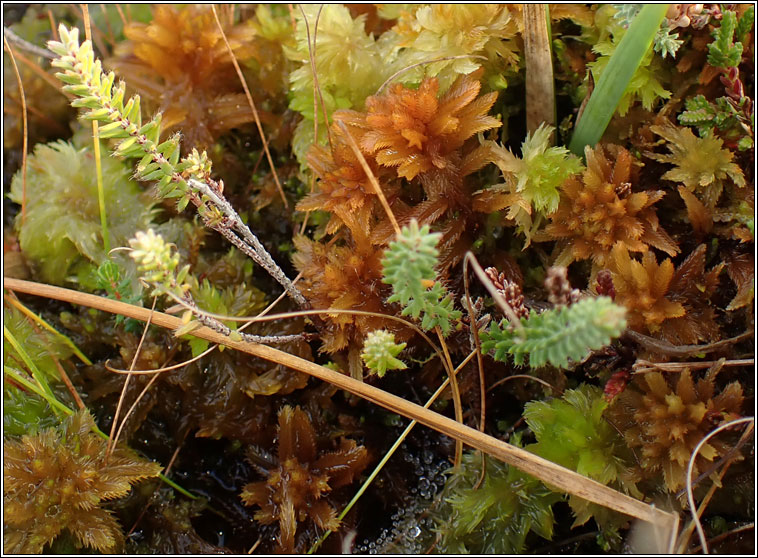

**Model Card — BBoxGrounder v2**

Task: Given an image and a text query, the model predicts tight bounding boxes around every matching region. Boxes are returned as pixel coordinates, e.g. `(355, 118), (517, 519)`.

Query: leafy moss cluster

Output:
(8, 140), (154, 284)
(4, 410), (162, 553)
(433, 446), (561, 554)
(3, 3), (753, 555)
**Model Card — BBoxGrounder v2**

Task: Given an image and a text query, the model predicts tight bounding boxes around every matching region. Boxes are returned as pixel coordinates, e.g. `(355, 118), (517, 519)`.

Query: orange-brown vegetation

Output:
(240, 406), (369, 553)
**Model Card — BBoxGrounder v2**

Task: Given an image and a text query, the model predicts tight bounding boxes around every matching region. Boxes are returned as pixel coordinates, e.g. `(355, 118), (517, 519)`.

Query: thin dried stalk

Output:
(3, 293), (91, 364)
(336, 119), (401, 235)
(4, 35), (28, 225)
(375, 54), (487, 96)
(634, 358), (754, 374)
(105, 296), (156, 461)
(82, 4), (110, 252)
(5, 276), (680, 540)
(685, 418), (754, 553)
(625, 329), (754, 358)
(676, 425), (755, 552)
(436, 325), (463, 468)
(3, 26), (54, 59)
(211, 5), (287, 207)
(299, 4), (332, 151)
(523, 4), (555, 135)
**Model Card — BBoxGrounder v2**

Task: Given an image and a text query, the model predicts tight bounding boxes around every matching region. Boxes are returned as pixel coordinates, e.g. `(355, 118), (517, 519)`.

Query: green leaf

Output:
(100, 71), (116, 96)
(126, 95), (142, 127)
(735, 6), (755, 44)
(62, 83), (93, 97)
(481, 296), (627, 369)
(137, 162), (160, 176)
(176, 195), (191, 213)
(139, 169), (164, 182)
(53, 71), (82, 85)
(381, 220), (462, 335)
(738, 136), (754, 151)
(111, 83), (126, 110)
(82, 108), (112, 121)
(97, 120), (126, 138)
(569, 4), (668, 155)
(188, 337), (210, 357)
(70, 96), (103, 110)
(707, 10), (743, 68)
(361, 330), (407, 377)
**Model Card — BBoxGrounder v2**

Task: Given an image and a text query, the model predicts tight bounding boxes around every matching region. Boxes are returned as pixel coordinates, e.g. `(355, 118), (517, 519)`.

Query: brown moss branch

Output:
(4, 276), (680, 540)
(624, 329), (754, 358)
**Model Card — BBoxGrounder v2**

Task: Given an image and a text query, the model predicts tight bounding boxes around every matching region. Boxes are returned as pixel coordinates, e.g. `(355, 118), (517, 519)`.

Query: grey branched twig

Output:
(129, 229), (303, 345)
(47, 25), (307, 309)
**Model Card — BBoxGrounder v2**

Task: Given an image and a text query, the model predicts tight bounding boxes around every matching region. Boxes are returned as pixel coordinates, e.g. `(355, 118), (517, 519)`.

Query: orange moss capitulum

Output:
(240, 406), (369, 553)
(298, 122), (395, 245)
(338, 71), (501, 181)
(606, 369), (744, 492)
(109, 5), (273, 150)
(292, 236), (405, 378)
(543, 144), (678, 268)
(608, 244), (685, 335)
(609, 244), (723, 345)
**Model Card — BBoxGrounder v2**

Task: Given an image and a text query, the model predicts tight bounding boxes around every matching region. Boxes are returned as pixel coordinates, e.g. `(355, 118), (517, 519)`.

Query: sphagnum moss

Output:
(3, 5), (754, 554)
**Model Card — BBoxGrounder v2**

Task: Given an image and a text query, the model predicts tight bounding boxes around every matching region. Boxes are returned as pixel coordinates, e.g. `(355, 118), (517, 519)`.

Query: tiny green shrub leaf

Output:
(381, 220), (462, 335)
(707, 10), (743, 69)
(481, 296), (627, 368)
(129, 229), (189, 299)
(735, 6), (755, 44)
(361, 330), (408, 377)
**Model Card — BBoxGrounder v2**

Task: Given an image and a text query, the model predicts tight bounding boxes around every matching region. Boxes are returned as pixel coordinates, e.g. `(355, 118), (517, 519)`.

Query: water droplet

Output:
(409, 525), (422, 538)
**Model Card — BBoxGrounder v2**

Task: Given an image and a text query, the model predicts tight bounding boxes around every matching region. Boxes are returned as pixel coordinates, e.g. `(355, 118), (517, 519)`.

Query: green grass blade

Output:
(4, 365), (71, 416)
(6, 296), (92, 365)
(569, 4), (668, 155)
(4, 326), (55, 401)
(92, 126), (111, 252)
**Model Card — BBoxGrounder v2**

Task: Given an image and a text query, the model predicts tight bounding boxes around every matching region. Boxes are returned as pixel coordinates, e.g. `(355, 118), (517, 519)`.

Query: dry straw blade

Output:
(5, 276), (680, 545)
(523, 4), (555, 134)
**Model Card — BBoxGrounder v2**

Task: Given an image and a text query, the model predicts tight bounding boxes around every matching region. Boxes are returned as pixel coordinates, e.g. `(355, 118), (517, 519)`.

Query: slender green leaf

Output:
(569, 4), (668, 155)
